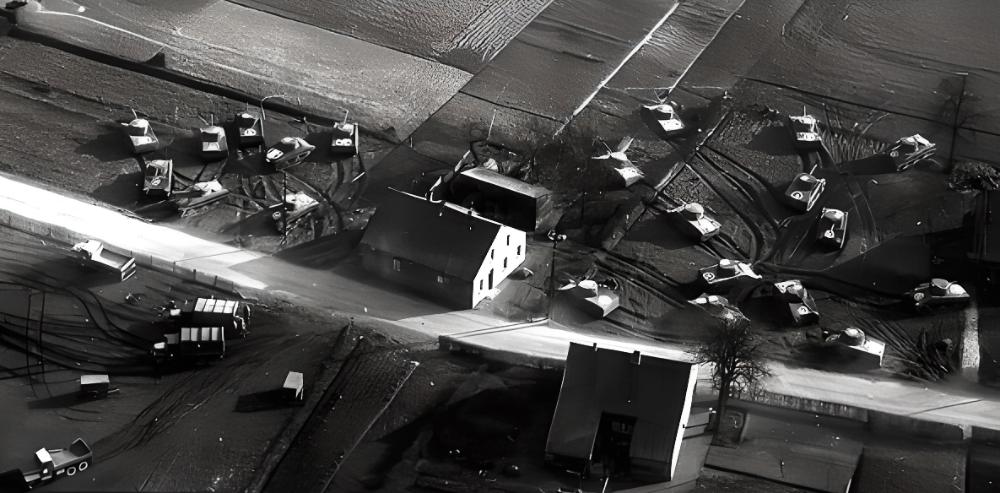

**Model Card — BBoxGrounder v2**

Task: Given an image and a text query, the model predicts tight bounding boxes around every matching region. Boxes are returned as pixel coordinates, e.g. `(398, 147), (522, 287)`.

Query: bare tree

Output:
(695, 307), (770, 433)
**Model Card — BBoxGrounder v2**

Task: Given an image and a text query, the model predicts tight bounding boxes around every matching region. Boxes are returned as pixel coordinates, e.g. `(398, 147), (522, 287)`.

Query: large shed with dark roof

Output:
(545, 342), (698, 482)
(451, 167), (555, 233)
(360, 189), (527, 308)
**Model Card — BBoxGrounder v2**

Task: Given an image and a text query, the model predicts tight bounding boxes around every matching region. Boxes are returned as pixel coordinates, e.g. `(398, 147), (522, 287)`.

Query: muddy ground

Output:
(517, 0), (994, 387)
(0, 226), (418, 492)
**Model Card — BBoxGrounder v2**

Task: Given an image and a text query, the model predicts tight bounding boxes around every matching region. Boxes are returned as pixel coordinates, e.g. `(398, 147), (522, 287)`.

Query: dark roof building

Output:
(545, 343), (698, 482)
(360, 189), (527, 308)
(451, 167), (555, 233)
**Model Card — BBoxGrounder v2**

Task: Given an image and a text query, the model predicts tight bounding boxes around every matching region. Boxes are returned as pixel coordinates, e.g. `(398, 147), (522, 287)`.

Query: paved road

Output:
(0, 172), (468, 323)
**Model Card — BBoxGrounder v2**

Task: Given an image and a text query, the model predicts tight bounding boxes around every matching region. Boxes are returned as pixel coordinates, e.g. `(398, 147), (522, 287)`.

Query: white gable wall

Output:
(471, 225), (527, 307)
(670, 364), (699, 479)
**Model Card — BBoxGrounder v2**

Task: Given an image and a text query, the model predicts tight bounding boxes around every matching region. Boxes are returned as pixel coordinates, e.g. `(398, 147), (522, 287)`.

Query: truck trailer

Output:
(20, 438), (92, 490)
(153, 325), (227, 361)
(153, 298), (251, 363)
(71, 240), (137, 281)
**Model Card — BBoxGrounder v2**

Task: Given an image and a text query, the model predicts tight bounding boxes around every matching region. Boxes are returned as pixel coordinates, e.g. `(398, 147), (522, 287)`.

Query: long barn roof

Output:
(360, 189), (506, 281)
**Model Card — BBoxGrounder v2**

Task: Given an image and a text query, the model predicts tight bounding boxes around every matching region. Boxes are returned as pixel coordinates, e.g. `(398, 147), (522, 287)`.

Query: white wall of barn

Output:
(471, 225), (527, 307)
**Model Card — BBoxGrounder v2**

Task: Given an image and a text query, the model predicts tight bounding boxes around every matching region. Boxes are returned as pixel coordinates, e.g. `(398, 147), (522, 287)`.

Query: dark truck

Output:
(20, 438), (92, 490)
(152, 298), (250, 362)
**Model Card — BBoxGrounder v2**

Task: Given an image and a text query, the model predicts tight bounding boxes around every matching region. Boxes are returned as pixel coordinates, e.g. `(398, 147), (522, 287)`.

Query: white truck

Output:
(71, 240), (137, 281)
(20, 438), (93, 490)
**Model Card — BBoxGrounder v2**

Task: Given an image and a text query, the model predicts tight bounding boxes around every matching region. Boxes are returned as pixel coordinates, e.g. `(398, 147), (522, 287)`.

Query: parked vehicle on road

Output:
(784, 172), (826, 212)
(265, 137), (315, 167)
(142, 159), (173, 198)
(123, 117), (158, 154)
(816, 207), (848, 249)
(906, 278), (970, 310)
(71, 240), (137, 281)
(887, 134), (936, 171)
(199, 125), (228, 160)
(234, 111), (264, 148)
(21, 438), (92, 489)
(666, 202), (721, 241)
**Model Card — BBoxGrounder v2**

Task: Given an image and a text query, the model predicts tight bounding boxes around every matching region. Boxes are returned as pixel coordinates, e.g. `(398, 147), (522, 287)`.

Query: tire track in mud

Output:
(684, 152), (769, 262)
(845, 303), (952, 381)
(0, 277), (152, 375)
(809, 112), (880, 256)
(704, 144), (787, 227)
(601, 303), (698, 346)
(757, 261), (905, 302)
(594, 248), (688, 310)
(0, 262), (152, 351)
(0, 236), (231, 377)
(834, 170), (880, 257)
(95, 331), (319, 462)
(646, 191), (746, 260)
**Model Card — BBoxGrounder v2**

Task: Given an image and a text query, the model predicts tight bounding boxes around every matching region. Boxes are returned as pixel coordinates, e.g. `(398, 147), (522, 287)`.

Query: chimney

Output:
(631, 350), (642, 365)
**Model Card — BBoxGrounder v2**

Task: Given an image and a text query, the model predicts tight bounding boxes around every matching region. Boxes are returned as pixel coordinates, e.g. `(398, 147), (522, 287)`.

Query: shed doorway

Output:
(591, 412), (635, 479)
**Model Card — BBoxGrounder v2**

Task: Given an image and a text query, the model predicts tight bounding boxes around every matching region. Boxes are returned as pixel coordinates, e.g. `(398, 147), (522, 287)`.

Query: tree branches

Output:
(695, 308), (770, 401)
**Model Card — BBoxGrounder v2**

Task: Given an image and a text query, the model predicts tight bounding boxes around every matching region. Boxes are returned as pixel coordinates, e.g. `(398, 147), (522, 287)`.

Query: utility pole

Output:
(37, 291), (45, 381)
(24, 289), (31, 384)
(282, 170), (288, 244)
(547, 229), (566, 316)
(948, 72), (969, 170)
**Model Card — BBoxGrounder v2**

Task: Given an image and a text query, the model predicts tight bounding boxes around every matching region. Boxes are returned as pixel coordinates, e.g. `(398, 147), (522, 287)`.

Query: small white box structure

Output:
(79, 375), (111, 397)
(283, 371), (304, 401)
(79, 375), (109, 387)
